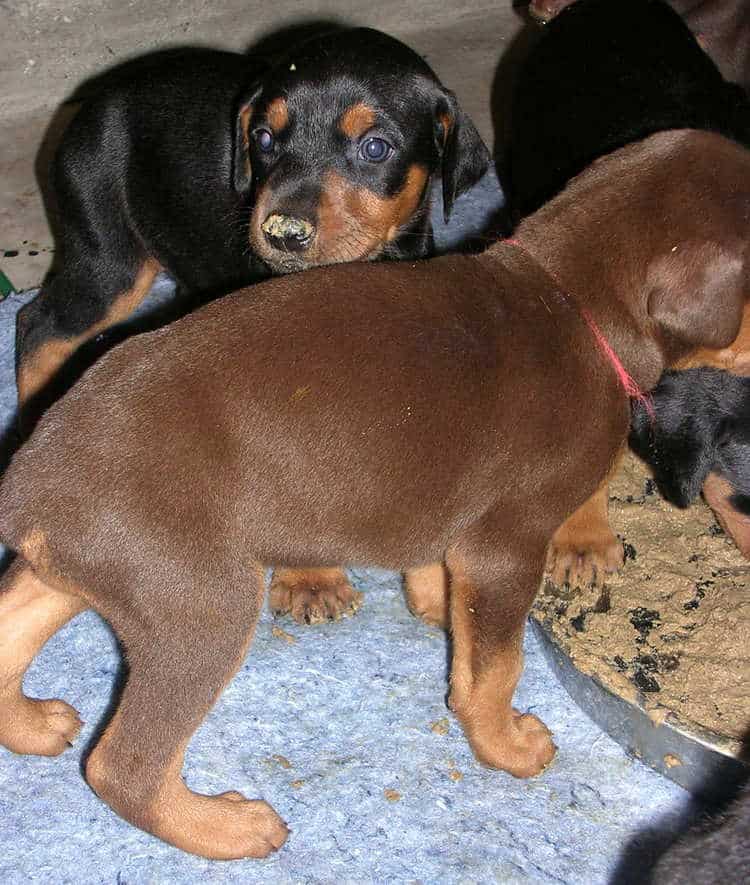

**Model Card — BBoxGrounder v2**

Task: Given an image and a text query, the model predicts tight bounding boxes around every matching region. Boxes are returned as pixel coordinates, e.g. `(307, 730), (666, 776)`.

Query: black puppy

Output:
(650, 780), (750, 884)
(630, 368), (750, 556)
(508, 0), (750, 218)
(18, 27), (489, 421)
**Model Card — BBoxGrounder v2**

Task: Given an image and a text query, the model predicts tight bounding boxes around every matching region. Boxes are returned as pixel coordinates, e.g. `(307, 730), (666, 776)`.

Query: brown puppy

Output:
(0, 130), (747, 859)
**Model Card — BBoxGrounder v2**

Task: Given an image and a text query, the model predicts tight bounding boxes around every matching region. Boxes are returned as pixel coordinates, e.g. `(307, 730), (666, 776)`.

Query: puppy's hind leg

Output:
(0, 559), (86, 755)
(85, 560), (288, 860)
(447, 525), (556, 778)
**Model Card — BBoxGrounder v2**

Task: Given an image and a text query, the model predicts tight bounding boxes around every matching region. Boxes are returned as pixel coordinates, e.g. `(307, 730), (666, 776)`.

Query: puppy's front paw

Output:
(270, 567), (363, 624)
(545, 531), (623, 588)
(461, 708), (557, 778)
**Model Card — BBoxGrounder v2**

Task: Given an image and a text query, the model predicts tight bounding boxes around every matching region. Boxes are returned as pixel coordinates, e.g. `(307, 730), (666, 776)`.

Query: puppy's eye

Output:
(254, 128), (275, 153)
(359, 137), (392, 163)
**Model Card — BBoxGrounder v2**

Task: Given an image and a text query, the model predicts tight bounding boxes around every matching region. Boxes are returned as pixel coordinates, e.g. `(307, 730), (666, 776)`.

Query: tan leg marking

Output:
(404, 563), (448, 628)
(269, 567), (362, 624)
(0, 561), (86, 755)
(17, 258), (162, 405)
(87, 726), (288, 861)
(546, 453), (626, 588)
(140, 754), (289, 860)
(447, 559), (556, 778)
(703, 473), (750, 559)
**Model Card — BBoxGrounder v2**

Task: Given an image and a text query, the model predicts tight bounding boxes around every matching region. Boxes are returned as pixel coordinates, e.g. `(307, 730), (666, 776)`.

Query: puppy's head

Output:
(232, 27), (490, 274)
(630, 368), (750, 508)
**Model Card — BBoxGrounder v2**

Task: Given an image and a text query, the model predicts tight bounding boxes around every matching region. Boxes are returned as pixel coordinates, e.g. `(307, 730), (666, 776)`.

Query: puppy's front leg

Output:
(545, 448), (626, 588)
(446, 536), (556, 778)
(85, 562), (288, 859)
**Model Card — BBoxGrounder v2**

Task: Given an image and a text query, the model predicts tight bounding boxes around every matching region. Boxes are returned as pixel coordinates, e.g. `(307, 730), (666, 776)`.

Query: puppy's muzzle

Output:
(262, 214), (315, 253)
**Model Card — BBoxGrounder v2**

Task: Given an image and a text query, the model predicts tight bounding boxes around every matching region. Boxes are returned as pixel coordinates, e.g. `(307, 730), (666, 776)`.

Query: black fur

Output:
(508, 0), (750, 218)
(630, 368), (750, 514)
(650, 780), (750, 883)
(17, 28), (489, 428)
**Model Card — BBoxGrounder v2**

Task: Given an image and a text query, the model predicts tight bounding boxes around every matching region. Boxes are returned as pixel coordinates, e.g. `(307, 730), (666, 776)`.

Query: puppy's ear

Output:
(647, 241), (746, 351)
(233, 84), (264, 195)
(629, 373), (720, 508)
(434, 89), (491, 222)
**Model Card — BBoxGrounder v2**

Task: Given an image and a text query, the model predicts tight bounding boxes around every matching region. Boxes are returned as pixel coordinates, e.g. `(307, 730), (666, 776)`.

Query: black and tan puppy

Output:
(18, 27), (489, 416)
(0, 130), (747, 858)
(630, 367), (750, 556)
(506, 0), (750, 584)
(19, 27), (489, 622)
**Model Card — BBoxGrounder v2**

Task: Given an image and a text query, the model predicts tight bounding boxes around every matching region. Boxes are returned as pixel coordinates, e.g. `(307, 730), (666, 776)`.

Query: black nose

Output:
(262, 214), (315, 252)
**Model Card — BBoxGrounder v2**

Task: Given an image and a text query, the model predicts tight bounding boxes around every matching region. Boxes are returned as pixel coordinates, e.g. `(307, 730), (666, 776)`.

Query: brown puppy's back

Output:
(0, 250), (622, 579)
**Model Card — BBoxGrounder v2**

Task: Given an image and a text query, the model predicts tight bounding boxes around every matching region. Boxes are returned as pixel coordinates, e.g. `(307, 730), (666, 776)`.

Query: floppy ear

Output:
(646, 240), (746, 351)
(434, 89), (491, 222)
(233, 83), (263, 195)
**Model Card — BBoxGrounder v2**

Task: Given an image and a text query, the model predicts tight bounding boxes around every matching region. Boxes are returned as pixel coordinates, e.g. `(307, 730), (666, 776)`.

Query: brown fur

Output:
(702, 472), (750, 556)
(557, 267), (750, 585)
(0, 130), (747, 859)
(675, 301), (750, 373)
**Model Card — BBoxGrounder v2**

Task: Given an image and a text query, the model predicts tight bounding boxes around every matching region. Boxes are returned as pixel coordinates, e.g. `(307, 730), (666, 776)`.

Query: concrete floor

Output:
(0, 0), (528, 291)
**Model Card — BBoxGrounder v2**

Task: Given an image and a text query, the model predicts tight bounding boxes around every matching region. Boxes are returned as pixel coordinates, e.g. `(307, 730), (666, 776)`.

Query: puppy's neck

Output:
(498, 228), (666, 393)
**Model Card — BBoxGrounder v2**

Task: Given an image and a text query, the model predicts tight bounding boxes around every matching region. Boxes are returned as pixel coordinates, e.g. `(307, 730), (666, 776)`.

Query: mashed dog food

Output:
(533, 453), (750, 744)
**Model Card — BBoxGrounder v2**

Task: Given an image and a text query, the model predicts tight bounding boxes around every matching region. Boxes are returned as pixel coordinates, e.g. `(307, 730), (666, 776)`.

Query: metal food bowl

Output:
(530, 613), (748, 801)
